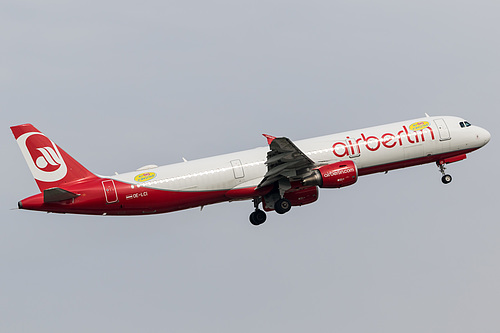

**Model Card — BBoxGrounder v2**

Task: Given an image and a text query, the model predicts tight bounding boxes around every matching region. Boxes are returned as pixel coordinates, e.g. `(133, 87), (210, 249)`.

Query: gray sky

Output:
(1, 1), (499, 332)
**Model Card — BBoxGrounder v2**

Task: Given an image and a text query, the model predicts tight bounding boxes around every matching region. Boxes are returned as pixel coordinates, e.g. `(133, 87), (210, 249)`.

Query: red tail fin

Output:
(11, 124), (98, 191)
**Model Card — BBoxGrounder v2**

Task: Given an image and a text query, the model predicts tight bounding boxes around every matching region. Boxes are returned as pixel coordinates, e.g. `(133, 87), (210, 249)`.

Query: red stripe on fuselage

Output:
(19, 178), (270, 216)
(19, 149), (477, 216)
(357, 148), (477, 176)
(19, 178), (231, 215)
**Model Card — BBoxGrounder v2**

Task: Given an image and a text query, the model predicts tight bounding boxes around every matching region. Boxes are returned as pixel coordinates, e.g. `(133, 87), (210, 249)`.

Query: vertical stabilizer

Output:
(11, 124), (98, 191)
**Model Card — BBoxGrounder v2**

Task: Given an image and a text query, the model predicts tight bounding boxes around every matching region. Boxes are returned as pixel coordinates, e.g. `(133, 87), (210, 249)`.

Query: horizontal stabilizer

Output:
(44, 187), (79, 203)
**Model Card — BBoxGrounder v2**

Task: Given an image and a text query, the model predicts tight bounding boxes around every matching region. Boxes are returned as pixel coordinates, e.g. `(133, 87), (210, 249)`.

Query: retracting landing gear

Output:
(437, 161), (452, 184)
(274, 178), (292, 214)
(249, 197), (267, 226)
(249, 179), (293, 225)
(274, 198), (291, 214)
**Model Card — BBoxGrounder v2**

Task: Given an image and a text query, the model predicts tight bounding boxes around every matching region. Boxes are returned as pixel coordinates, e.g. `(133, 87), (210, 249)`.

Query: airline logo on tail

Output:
(16, 132), (68, 182)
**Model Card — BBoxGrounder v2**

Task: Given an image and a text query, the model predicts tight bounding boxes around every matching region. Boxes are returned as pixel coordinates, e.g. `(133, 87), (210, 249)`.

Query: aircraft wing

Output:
(257, 135), (316, 189)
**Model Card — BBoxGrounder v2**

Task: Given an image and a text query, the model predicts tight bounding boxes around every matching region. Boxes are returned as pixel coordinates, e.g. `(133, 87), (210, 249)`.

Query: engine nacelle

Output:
(302, 160), (358, 188)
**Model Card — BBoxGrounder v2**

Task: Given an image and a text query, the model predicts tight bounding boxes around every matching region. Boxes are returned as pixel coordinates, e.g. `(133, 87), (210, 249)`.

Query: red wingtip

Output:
(262, 134), (276, 145)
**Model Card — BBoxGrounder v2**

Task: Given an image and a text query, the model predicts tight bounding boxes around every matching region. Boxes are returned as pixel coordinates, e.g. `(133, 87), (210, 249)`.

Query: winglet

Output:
(262, 134), (276, 145)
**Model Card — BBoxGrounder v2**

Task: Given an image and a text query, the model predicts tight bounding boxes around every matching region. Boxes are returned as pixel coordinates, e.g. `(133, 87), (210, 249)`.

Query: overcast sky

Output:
(1, 1), (499, 332)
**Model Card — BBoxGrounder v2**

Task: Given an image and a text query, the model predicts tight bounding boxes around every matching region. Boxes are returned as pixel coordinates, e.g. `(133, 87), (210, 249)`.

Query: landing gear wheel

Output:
(274, 198), (291, 215)
(441, 174), (452, 184)
(249, 209), (267, 226)
(437, 162), (453, 185)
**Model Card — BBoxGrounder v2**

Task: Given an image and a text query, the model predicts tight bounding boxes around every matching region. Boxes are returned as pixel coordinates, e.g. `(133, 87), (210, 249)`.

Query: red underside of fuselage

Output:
(19, 148), (477, 216)
(19, 178), (272, 216)
(20, 182), (241, 216)
(357, 148), (477, 176)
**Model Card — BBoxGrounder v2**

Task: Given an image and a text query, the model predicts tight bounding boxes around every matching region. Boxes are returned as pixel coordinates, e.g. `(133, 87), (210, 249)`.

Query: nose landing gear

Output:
(441, 174), (452, 184)
(437, 161), (452, 184)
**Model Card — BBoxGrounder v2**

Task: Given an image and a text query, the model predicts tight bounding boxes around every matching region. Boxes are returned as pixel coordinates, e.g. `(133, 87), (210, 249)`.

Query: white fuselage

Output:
(13, 115), (490, 218)
(112, 116), (490, 194)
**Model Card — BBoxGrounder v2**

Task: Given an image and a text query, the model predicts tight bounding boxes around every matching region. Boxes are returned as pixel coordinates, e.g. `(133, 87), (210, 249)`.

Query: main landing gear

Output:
(249, 197), (267, 226)
(437, 161), (452, 184)
(274, 198), (291, 214)
(249, 209), (267, 226)
(249, 196), (292, 226)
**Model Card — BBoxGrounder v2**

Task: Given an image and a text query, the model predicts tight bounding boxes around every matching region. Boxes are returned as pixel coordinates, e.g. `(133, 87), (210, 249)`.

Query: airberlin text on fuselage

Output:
(332, 125), (436, 158)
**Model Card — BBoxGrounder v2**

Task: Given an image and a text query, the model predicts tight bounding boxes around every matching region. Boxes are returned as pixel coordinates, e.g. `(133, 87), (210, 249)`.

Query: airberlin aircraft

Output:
(11, 115), (490, 225)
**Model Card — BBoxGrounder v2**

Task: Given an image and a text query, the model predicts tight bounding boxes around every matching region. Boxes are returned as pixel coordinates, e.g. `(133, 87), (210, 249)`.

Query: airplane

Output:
(11, 115), (490, 225)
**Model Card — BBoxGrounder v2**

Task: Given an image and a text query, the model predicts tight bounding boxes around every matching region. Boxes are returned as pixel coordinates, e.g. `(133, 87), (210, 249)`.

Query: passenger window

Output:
(460, 122), (465, 128)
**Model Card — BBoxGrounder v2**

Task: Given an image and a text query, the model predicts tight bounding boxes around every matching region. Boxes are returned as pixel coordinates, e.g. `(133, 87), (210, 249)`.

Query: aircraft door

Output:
(102, 180), (118, 203)
(434, 119), (451, 141)
(230, 159), (245, 179)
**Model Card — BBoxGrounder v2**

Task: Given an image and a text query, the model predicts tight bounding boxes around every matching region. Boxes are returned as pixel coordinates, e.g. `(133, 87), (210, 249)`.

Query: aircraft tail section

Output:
(11, 124), (98, 191)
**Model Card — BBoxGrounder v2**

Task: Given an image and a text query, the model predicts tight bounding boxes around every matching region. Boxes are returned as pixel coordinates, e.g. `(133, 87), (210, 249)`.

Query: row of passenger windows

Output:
(459, 121), (471, 128)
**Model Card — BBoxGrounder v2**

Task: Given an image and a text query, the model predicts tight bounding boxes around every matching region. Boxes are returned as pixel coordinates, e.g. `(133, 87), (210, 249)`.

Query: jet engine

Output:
(302, 160), (358, 188)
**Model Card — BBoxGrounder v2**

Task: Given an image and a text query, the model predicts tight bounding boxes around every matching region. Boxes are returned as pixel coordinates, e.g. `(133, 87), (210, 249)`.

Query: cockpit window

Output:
(459, 121), (472, 128)
(460, 122), (465, 128)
